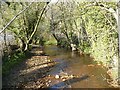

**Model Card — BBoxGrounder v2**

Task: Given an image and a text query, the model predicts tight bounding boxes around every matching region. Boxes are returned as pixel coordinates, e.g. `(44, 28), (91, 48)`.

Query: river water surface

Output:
(44, 45), (111, 88)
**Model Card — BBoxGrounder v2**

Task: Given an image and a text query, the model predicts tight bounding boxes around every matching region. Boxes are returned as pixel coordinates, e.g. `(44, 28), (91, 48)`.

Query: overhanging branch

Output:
(0, 2), (33, 34)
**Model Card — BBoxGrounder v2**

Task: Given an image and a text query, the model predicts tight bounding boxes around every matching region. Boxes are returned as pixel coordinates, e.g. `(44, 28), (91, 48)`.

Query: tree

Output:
(0, 2), (49, 51)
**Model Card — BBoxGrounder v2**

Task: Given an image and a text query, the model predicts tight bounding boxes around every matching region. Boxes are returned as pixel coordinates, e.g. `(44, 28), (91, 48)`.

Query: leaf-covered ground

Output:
(2, 47), (55, 88)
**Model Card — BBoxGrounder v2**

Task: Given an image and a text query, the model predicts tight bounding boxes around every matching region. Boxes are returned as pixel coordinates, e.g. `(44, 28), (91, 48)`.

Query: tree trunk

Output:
(24, 43), (28, 51)
(26, 2), (49, 49)
(52, 33), (60, 46)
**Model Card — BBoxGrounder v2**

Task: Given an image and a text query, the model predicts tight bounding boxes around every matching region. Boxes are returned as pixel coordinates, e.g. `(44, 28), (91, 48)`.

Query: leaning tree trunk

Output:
(25, 2), (49, 51)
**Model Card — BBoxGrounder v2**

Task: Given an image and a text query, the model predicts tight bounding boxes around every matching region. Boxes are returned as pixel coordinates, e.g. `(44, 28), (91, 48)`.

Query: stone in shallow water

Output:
(55, 75), (60, 79)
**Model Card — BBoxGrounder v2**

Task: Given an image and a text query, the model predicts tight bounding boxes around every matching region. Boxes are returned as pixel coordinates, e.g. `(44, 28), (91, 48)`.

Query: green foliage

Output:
(49, 2), (118, 85)
(44, 38), (57, 45)
(0, 2), (47, 51)
(2, 52), (26, 76)
(0, 1), (118, 86)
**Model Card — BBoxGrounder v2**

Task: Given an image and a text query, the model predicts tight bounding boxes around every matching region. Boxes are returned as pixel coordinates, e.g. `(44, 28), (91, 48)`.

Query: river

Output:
(43, 45), (111, 88)
(2, 45), (112, 88)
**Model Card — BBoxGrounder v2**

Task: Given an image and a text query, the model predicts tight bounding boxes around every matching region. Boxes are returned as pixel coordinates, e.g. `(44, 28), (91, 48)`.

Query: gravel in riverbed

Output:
(2, 53), (55, 88)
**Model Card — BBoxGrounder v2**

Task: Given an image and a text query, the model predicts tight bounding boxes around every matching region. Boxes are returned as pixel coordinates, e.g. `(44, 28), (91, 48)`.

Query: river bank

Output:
(2, 46), (55, 88)
(3, 45), (118, 89)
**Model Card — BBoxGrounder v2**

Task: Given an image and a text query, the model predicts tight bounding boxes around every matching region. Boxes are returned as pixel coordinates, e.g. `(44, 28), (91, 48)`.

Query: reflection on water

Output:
(49, 74), (90, 89)
(44, 45), (111, 88)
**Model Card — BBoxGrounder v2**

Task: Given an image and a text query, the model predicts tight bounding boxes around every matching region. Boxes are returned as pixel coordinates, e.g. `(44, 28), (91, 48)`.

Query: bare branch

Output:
(0, 2), (33, 34)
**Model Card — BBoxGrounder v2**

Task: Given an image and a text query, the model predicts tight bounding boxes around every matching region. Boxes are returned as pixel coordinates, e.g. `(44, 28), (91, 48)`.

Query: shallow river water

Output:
(2, 45), (113, 89)
(44, 45), (111, 88)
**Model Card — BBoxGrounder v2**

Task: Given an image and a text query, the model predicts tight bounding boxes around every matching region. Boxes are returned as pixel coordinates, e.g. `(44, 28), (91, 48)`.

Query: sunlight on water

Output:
(44, 45), (111, 88)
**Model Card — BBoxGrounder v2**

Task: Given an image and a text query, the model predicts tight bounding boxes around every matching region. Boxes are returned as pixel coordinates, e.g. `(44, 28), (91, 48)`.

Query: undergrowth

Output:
(2, 51), (30, 76)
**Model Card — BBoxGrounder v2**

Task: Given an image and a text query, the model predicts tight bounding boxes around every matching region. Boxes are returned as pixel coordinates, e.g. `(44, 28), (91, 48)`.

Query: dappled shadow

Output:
(2, 60), (55, 88)
(18, 63), (55, 88)
(26, 61), (55, 69)
(2, 47), (56, 88)
(2, 46), (111, 89)
(48, 75), (89, 89)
